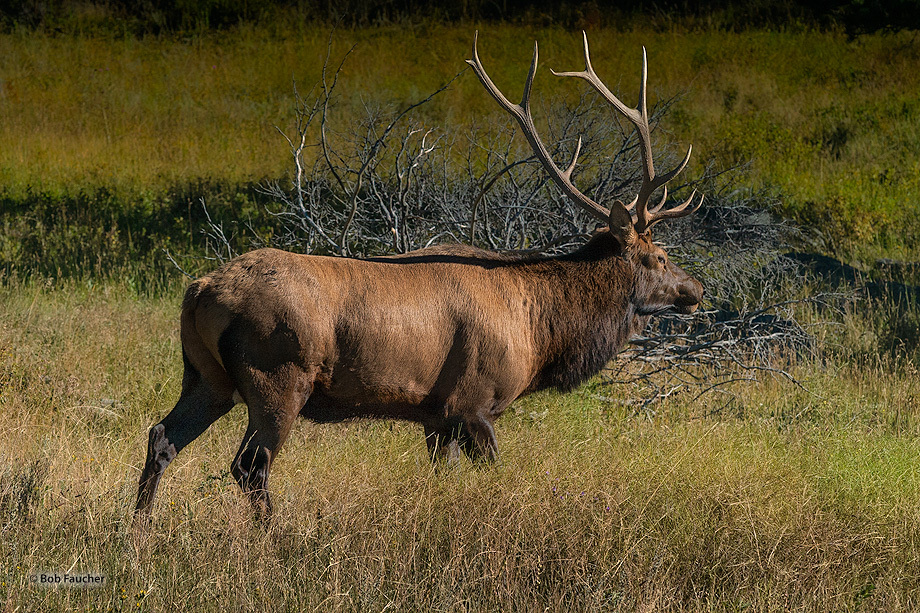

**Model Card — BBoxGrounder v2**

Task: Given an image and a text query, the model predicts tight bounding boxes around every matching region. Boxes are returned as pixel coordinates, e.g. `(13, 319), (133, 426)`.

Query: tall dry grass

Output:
(1, 280), (918, 611)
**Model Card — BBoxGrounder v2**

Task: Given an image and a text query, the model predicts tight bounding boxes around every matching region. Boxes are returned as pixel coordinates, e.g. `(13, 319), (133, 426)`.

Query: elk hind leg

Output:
(230, 366), (310, 518)
(135, 368), (235, 517)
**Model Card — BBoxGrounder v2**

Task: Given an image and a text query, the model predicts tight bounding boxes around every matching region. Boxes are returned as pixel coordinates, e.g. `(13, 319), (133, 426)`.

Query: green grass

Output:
(1, 25), (919, 263)
(1, 280), (918, 611)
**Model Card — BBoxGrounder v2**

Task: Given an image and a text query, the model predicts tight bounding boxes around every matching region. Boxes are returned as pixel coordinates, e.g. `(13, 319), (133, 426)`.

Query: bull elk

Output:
(135, 32), (704, 518)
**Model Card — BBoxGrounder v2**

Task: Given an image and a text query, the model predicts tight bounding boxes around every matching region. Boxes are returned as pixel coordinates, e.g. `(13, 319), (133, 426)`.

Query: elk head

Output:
(467, 31), (704, 317)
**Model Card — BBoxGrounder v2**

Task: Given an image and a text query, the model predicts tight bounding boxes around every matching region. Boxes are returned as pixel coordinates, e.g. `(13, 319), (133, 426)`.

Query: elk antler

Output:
(551, 31), (703, 233)
(466, 31), (611, 226)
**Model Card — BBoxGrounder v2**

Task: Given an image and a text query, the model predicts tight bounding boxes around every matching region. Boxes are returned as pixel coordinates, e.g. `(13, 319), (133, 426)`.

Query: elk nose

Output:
(682, 278), (704, 308)
(673, 276), (703, 314)
(683, 276), (702, 298)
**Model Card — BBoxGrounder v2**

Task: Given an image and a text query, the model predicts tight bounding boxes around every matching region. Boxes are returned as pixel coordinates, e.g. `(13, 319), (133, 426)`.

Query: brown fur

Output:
(135, 229), (702, 517)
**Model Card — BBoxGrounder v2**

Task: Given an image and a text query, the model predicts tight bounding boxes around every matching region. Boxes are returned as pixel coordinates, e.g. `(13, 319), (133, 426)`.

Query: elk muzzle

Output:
(673, 275), (704, 314)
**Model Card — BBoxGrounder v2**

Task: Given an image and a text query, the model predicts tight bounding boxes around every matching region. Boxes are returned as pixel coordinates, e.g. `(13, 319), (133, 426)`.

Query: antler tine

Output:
(562, 136), (582, 180)
(649, 186), (668, 214)
(645, 191), (704, 230)
(551, 31), (636, 121)
(651, 144), (693, 192)
(467, 32), (610, 224)
(552, 31), (701, 234)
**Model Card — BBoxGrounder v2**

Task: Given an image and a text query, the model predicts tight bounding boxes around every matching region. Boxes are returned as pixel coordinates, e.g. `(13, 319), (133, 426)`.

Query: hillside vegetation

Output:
(1, 24), (919, 279)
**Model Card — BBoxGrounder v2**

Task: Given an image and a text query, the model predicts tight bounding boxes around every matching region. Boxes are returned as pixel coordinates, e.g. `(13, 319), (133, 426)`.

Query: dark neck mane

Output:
(521, 233), (639, 392)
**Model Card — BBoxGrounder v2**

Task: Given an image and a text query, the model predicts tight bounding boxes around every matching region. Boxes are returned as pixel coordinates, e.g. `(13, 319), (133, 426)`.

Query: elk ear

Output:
(608, 200), (637, 251)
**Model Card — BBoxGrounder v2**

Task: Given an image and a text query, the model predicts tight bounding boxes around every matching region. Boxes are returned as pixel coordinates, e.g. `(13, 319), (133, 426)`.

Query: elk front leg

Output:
(460, 414), (499, 463)
(423, 422), (461, 465)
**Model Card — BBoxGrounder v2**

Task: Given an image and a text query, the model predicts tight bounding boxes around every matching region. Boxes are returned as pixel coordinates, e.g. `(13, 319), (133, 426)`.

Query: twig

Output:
(163, 248), (196, 280)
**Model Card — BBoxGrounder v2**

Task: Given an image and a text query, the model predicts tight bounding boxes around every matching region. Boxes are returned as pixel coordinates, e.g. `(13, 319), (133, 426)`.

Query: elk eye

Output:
(657, 255), (666, 266)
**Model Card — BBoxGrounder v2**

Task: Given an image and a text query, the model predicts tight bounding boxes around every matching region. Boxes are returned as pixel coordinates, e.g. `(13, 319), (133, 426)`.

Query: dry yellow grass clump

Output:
(1, 281), (918, 611)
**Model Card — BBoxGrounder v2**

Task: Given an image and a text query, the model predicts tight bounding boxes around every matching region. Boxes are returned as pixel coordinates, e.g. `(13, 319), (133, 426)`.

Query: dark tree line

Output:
(1, 0), (917, 34)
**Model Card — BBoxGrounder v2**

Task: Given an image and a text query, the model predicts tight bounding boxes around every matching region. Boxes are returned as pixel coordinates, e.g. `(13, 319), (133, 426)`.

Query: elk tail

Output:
(178, 278), (236, 399)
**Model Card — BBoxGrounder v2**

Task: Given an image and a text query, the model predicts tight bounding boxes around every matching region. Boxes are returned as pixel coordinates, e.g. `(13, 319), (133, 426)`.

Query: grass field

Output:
(1, 19), (920, 612)
(0, 279), (918, 611)
(1, 25), (919, 263)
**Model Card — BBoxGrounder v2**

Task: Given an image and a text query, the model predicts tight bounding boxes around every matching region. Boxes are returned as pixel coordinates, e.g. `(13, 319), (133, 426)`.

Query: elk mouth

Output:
(635, 283), (702, 316)
(636, 301), (697, 316)
(673, 300), (700, 315)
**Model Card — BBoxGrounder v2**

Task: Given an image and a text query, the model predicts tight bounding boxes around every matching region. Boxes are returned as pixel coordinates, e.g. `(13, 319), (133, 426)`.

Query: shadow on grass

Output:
(789, 251), (920, 360)
(0, 180), (280, 295)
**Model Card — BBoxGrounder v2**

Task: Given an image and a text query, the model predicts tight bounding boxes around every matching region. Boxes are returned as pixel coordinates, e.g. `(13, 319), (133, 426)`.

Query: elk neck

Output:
(515, 231), (643, 393)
